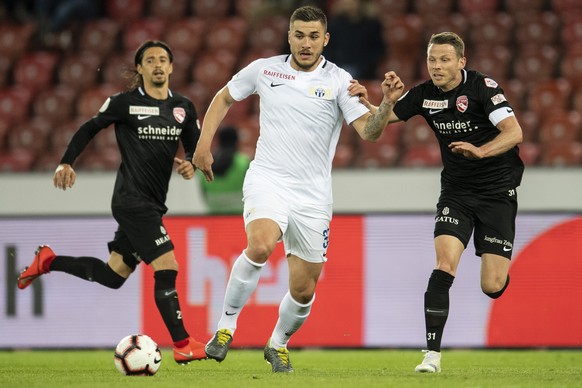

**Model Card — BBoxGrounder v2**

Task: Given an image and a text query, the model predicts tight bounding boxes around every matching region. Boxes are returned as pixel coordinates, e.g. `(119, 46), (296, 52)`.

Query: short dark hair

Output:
(428, 32), (465, 58)
(134, 40), (173, 66)
(290, 5), (327, 31)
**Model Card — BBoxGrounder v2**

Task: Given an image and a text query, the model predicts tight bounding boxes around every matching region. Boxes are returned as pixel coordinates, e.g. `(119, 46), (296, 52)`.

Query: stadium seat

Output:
(539, 142), (582, 166)
(414, 0), (454, 20)
(400, 144), (442, 167)
(512, 45), (559, 87)
(205, 17), (248, 54)
(505, 0), (546, 23)
(470, 44), (512, 81)
(237, 48), (279, 71)
(7, 118), (51, 153)
(0, 87), (32, 126)
(0, 56), (11, 88)
(468, 13), (513, 47)
(176, 82), (212, 117)
(518, 110), (540, 143)
(562, 18), (582, 50)
(355, 123), (403, 168)
(382, 15), (423, 59)
(77, 147), (121, 171)
(518, 141), (540, 166)
(191, 50), (237, 92)
(91, 124), (118, 151)
(236, 114), (260, 159)
(0, 149), (36, 172)
(402, 115), (438, 147)
(58, 51), (102, 92)
(458, 0), (500, 16)
(33, 150), (67, 172)
(106, 0), (145, 24)
(163, 18), (206, 57)
(122, 18), (166, 52)
(333, 125), (358, 168)
(167, 50), (192, 90)
(514, 12), (560, 46)
(0, 22), (35, 61)
(538, 111), (582, 143)
(552, 0), (582, 16)
(33, 85), (77, 125)
(149, 0), (188, 20)
(560, 50), (582, 90)
(78, 19), (120, 58)
(0, 118), (9, 150)
(421, 13), (468, 44)
(375, 0), (410, 17)
(502, 78), (526, 112)
(49, 118), (85, 153)
(101, 52), (134, 90)
(376, 55), (418, 84)
(191, 0), (230, 20)
(527, 78), (572, 114)
(76, 84), (118, 119)
(248, 16), (287, 52)
(13, 51), (60, 94)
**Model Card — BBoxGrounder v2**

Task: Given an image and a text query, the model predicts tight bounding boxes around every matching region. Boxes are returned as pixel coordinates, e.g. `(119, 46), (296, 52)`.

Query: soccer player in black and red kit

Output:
(354, 32), (524, 373)
(17, 40), (207, 364)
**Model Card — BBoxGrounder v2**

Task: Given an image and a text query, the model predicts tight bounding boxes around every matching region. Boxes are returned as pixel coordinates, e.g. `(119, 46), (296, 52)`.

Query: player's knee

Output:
(246, 240), (276, 262)
(100, 264), (127, 289)
(483, 275), (510, 299)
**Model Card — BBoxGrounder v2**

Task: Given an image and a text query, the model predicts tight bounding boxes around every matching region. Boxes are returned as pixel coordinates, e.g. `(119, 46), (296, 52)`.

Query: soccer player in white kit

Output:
(194, 5), (403, 372)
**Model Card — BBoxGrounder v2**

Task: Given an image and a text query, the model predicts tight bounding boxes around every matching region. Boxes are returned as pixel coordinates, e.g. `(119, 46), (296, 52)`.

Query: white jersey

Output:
(227, 54), (368, 205)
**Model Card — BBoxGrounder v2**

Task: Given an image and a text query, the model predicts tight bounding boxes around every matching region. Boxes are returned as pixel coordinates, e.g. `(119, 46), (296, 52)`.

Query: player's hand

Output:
(193, 149), (214, 182)
(449, 141), (484, 159)
(53, 163), (76, 191)
(381, 71), (404, 104)
(175, 157), (195, 180)
(349, 79), (373, 110)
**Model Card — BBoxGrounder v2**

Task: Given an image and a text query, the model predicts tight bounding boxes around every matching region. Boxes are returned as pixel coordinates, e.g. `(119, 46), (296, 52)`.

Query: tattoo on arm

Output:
(363, 101), (393, 141)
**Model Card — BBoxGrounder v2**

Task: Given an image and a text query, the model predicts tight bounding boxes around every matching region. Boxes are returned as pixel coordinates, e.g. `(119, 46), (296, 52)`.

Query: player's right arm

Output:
(193, 86), (236, 182)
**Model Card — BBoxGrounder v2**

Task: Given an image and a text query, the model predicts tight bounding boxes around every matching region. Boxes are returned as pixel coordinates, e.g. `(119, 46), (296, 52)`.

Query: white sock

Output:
(216, 251), (264, 333)
(270, 291), (314, 349)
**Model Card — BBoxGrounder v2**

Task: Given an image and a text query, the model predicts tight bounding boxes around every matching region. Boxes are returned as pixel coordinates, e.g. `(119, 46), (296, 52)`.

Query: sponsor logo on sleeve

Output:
(484, 78), (498, 88)
(491, 93), (507, 105)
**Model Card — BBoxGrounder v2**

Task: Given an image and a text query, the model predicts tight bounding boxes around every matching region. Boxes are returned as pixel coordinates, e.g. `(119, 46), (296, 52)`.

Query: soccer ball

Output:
(114, 334), (162, 376)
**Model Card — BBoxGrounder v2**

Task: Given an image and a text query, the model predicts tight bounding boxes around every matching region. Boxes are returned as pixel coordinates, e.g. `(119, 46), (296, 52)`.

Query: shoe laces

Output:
(216, 330), (232, 346)
(276, 348), (290, 366)
(421, 349), (439, 361)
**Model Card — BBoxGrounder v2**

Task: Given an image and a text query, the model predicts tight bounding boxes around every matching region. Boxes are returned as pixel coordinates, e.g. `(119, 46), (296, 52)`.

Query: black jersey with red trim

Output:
(61, 87), (200, 212)
(393, 69), (524, 193)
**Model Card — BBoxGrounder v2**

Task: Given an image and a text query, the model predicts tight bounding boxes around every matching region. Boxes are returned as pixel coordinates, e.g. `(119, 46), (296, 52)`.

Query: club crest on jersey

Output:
(173, 107), (185, 123)
(309, 86), (332, 99)
(456, 95), (468, 113)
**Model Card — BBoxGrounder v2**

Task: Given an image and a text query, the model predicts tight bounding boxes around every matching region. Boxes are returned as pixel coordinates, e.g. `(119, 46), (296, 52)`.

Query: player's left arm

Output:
(449, 115), (523, 159)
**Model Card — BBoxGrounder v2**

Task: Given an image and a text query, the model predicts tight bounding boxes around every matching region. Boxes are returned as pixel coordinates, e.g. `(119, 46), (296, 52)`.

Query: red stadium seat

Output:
(355, 123), (403, 168)
(49, 118), (86, 153)
(33, 149), (67, 172)
(236, 114), (260, 159)
(176, 82), (212, 117)
(101, 52), (134, 90)
(468, 13), (514, 47)
(512, 45), (559, 87)
(0, 56), (11, 88)
(0, 118), (9, 150)
(400, 144), (442, 167)
(333, 125), (358, 168)
(382, 15), (423, 59)
(106, 0), (144, 24)
(33, 85), (77, 125)
(505, 0), (546, 23)
(402, 115), (438, 147)
(560, 50), (582, 90)
(414, 0), (454, 20)
(0, 87), (33, 126)
(552, 0), (582, 15)
(58, 51), (103, 92)
(163, 18), (206, 57)
(192, 0), (230, 20)
(0, 22), (35, 61)
(0, 149), (36, 172)
(191, 50), (237, 92)
(514, 12), (560, 46)
(78, 19), (120, 58)
(470, 44), (512, 81)
(538, 111), (582, 143)
(248, 16), (287, 52)
(167, 50), (192, 90)
(518, 142), (540, 166)
(458, 0), (500, 16)
(149, 0), (188, 20)
(502, 78), (526, 112)
(375, 0), (410, 17)
(77, 147), (121, 171)
(518, 110), (540, 143)
(421, 13), (468, 44)
(376, 55), (418, 84)
(7, 118), (51, 153)
(205, 17), (248, 54)
(527, 78), (572, 114)
(539, 142), (582, 166)
(76, 84), (118, 119)
(122, 18), (166, 52)
(13, 51), (60, 93)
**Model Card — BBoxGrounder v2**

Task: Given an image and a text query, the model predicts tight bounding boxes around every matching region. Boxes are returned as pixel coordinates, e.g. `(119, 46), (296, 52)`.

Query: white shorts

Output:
(242, 175), (332, 263)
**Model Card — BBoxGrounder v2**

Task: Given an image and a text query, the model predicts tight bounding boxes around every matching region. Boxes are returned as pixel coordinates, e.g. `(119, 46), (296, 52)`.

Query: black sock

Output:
(154, 270), (188, 342)
(50, 256), (126, 289)
(424, 269), (455, 352)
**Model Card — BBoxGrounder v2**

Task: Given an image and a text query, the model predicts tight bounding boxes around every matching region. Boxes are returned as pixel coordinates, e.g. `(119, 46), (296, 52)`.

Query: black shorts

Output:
(107, 203), (174, 268)
(434, 188), (518, 259)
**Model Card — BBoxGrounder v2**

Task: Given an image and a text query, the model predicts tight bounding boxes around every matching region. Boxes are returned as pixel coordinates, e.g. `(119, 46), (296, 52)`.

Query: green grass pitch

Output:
(1, 348), (580, 387)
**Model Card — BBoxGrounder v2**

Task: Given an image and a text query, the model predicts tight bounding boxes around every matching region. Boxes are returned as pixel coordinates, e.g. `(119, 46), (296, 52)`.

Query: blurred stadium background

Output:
(0, 0), (581, 171)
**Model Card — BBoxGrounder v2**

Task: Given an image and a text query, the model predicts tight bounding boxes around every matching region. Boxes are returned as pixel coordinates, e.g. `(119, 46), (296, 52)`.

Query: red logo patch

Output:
(173, 107), (185, 123)
(456, 95), (468, 113)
